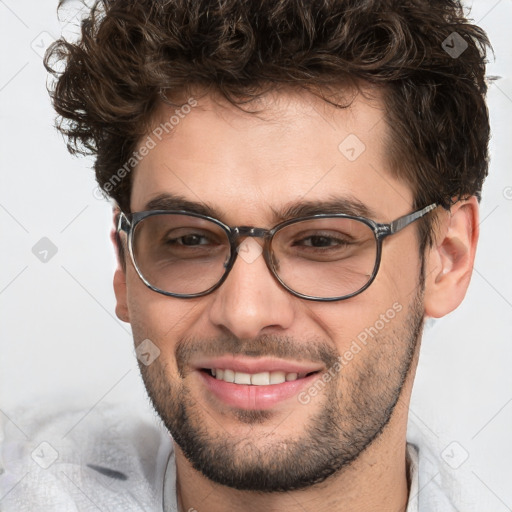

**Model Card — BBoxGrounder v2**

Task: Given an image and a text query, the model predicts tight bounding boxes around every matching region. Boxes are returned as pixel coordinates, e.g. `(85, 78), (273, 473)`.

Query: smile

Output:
(205, 368), (317, 385)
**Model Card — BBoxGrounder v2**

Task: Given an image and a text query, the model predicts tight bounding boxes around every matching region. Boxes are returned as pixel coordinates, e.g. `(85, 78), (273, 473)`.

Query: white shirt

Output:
(0, 405), (458, 511)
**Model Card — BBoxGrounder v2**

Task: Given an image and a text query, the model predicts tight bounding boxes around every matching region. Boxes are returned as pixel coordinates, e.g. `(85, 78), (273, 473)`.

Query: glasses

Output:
(117, 203), (437, 302)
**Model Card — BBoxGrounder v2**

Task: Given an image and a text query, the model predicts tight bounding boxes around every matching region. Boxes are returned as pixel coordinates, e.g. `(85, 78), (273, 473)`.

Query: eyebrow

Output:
(273, 196), (378, 222)
(142, 193), (379, 223)
(143, 194), (224, 218)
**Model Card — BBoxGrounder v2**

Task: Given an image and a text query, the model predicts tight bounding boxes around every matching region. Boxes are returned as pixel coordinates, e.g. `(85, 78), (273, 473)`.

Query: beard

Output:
(137, 285), (424, 493)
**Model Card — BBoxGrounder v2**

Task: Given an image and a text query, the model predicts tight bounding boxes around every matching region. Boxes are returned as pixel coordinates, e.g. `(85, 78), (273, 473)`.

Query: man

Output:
(0, 0), (491, 511)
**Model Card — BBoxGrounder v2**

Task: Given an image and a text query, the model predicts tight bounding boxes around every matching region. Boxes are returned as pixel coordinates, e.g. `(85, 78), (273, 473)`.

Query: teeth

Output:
(269, 370), (286, 384)
(251, 372), (270, 386)
(223, 369), (235, 383)
(234, 371), (251, 385)
(210, 369), (307, 385)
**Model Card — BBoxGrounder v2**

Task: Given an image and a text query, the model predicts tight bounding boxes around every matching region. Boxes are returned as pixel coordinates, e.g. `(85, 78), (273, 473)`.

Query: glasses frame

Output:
(117, 202), (438, 302)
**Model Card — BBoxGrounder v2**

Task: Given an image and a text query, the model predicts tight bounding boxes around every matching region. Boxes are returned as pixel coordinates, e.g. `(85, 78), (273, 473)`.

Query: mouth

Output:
(194, 358), (324, 410)
(200, 368), (319, 385)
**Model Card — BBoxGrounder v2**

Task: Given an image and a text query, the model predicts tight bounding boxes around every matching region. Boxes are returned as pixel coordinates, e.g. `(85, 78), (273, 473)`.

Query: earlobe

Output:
(423, 197), (479, 318)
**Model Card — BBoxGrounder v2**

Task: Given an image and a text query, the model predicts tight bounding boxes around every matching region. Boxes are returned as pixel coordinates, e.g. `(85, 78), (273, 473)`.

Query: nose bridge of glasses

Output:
(231, 226), (270, 242)
(229, 226), (275, 271)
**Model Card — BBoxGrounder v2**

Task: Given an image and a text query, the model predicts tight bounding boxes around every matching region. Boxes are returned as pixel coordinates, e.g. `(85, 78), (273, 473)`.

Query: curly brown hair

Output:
(45, 0), (491, 249)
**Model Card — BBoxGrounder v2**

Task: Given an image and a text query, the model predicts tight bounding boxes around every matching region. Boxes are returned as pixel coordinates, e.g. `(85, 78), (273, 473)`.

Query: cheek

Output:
(124, 266), (200, 357)
(389, 256), (422, 301)
(371, 234), (424, 307)
(306, 253), (420, 348)
(308, 296), (400, 351)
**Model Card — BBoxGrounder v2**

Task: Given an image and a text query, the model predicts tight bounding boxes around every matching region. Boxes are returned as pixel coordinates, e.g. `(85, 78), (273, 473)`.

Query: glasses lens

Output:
(132, 214), (230, 295)
(271, 217), (377, 299)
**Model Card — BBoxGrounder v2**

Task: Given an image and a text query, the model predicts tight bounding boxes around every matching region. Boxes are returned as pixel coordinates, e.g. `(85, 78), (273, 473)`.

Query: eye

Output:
(292, 232), (352, 249)
(169, 233), (211, 246)
(161, 227), (224, 248)
(297, 235), (348, 248)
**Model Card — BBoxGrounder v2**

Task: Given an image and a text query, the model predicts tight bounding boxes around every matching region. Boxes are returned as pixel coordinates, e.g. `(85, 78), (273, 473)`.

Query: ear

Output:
(113, 268), (130, 323)
(423, 197), (479, 318)
(111, 207), (130, 323)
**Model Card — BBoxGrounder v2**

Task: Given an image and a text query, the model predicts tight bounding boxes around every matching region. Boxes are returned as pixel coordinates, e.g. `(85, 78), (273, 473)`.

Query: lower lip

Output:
(198, 370), (319, 410)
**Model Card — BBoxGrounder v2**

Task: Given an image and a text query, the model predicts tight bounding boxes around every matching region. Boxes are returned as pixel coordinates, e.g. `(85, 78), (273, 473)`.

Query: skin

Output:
(113, 88), (479, 512)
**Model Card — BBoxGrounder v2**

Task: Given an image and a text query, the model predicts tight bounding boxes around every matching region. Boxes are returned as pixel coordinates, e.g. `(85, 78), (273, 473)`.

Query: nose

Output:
(207, 239), (295, 339)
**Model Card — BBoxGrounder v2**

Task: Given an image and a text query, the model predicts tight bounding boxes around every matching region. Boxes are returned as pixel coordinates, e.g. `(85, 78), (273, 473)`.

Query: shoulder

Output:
(0, 403), (173, 511)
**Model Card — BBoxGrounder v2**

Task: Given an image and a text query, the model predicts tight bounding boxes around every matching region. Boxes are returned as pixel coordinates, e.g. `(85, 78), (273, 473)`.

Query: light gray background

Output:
(1, 1), (511, 509)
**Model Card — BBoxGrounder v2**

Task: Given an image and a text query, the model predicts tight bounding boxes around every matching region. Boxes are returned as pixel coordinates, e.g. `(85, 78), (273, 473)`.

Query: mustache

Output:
(175, 334), (340, 375)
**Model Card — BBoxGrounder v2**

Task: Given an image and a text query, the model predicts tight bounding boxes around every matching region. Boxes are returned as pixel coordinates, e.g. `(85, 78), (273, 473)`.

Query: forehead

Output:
(131, 88), (413, 224)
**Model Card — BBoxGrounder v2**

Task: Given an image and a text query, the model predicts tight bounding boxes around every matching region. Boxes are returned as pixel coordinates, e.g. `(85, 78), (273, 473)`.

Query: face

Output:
(116, 88), (426, 491)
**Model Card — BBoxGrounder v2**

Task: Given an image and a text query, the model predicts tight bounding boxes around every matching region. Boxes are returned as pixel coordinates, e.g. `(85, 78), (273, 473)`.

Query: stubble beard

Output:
(137, 286), (424, 492)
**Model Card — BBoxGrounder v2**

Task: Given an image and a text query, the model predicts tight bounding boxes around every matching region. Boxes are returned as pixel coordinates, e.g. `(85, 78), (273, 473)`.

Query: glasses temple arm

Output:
(389, 203), (438, 235)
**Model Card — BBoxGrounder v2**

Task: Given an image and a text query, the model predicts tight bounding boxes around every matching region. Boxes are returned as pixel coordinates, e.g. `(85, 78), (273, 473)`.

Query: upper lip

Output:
(192, 356), (324, 375)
